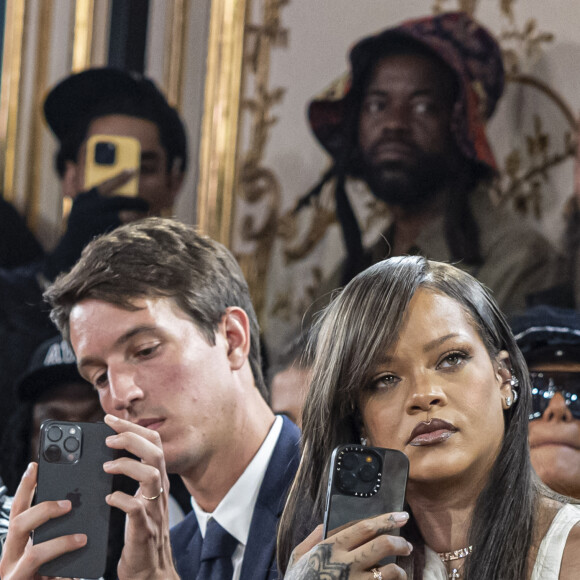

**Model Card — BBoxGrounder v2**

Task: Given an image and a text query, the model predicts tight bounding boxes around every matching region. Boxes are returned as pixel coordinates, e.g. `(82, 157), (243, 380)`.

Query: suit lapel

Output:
(171, 512), (203, 579)
(240, 417), (300, 580)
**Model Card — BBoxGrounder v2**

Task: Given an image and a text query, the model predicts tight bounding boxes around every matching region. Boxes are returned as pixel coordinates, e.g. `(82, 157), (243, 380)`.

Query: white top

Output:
(531, 503), (580, 580)
(423, 546), (447, 580)
(422, 503), (580, 580)
(190, 415), (283, 580)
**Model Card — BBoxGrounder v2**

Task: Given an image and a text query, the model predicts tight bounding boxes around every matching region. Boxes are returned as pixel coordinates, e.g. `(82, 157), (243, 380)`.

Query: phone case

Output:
(323, 444), (409, 565)
(34, 420), (118, 579)
(84, 134), (140, 196)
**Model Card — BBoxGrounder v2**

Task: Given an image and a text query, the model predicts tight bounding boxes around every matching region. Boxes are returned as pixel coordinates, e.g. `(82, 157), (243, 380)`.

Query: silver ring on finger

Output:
(371, 568), (383, 580)
(142, 487), (164, 501)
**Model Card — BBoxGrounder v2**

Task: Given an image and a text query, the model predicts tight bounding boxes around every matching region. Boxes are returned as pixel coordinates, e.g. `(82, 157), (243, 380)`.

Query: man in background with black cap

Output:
(44, 68), (187, 215)
(41, 67), (188, 280)
(511, 305), (580, 500)
(0, 67), (188, 443)
(301, 12), (559, 316)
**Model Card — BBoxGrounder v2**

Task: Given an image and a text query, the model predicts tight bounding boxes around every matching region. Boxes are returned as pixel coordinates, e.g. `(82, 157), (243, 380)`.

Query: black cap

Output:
(16, 335), (85, 402)
(511, 306), (580, 366)
(43, 67), (187, 175)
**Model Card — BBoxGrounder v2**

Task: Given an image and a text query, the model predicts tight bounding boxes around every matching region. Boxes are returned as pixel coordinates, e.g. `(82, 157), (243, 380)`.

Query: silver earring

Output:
(360, 437), (368, 446)
(511, 388), (518, 403)
(510, 375), (519, 389)
(505, 396), (512, 408)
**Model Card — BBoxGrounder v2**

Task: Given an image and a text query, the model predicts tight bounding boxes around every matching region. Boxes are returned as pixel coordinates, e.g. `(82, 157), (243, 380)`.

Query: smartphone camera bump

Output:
(47, 424), (62, 441)
(94, 141), (117, 165)
(44, 444), (62, 462)
(335, 446), (382, 497)
(42, 422), (82, 464)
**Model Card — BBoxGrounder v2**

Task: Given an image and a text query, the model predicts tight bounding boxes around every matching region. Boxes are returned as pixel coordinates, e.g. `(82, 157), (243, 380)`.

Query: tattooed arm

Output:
(284, 512), (412, 580)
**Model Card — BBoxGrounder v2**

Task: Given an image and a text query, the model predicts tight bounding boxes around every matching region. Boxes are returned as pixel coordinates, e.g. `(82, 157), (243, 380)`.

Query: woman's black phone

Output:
(34, 420), (118, 579)
(323, 444), (409, 565)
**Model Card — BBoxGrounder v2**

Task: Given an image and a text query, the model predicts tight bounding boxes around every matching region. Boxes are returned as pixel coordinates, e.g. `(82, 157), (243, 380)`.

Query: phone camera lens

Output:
(341, 453), (357, 470)
(338, 471), (358, 492)
(44, 444), (62, 462)
(64, 436), (80, 452)
(359, 463), (378, 482)
(47, 426), (62, 442)
(95, 142), (116, 165)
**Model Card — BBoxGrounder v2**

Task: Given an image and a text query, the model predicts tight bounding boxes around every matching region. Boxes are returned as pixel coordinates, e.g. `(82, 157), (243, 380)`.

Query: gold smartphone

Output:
(84, 134), (140, 196)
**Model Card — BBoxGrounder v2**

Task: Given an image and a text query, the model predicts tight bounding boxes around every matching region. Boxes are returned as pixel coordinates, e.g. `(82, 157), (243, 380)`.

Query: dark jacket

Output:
(170, 416), (300, 580)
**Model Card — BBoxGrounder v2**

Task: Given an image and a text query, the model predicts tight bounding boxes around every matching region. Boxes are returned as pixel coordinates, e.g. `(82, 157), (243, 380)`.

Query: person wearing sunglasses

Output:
(511, 305), (580, 499)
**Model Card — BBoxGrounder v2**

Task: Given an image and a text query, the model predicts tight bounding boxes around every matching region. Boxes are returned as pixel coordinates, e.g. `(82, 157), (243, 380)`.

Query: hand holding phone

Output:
(34, 420), (118, 579)
(323, 444), (409, 565)
(0, 462), (89, 580)
(84, 134), (141, 196)
(285, 512), (411, 579)
(101, 414), (179, 580)
(0, 416), (177, 580)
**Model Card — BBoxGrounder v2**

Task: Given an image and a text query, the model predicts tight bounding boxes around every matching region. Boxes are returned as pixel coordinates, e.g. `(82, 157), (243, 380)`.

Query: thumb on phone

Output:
(96, 169), (138, 197)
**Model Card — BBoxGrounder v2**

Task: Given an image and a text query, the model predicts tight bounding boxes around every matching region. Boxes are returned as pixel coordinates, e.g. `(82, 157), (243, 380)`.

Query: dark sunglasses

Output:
(529, 371), (580, 421)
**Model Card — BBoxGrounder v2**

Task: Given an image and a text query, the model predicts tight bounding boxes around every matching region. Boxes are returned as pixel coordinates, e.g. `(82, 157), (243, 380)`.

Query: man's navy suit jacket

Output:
(170, 416), (300, 579)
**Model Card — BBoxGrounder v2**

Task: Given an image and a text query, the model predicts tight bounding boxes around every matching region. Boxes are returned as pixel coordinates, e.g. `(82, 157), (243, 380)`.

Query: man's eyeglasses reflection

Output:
(529, 371), (580, 421)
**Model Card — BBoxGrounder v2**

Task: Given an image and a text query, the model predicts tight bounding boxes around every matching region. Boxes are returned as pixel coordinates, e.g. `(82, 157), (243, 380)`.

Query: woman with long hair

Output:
(277, 256), (580, 579)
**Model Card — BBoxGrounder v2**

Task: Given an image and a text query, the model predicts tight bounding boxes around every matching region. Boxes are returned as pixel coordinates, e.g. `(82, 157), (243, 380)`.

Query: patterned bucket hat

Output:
(308, 11), (505, 175)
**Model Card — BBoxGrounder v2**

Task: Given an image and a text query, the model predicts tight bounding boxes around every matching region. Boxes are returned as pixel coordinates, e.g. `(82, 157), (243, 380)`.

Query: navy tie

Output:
(196, 518), (238, 580)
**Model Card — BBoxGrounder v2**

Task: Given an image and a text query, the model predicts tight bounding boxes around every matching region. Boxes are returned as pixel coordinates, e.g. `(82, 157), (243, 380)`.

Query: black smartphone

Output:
(323, 444), (409, 565)
(34, 420), (118, 579)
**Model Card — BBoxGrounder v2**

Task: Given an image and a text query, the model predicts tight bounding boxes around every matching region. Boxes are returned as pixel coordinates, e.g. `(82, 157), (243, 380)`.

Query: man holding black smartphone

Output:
(0, 218), (300, 580)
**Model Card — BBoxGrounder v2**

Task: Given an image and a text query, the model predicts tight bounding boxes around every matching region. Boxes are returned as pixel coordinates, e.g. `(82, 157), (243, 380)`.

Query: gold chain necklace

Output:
(437, 545), (473, 580)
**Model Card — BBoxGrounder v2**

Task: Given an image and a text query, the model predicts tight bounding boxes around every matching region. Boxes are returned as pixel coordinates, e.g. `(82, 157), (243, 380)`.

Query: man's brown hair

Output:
(44, 217), (266, 397)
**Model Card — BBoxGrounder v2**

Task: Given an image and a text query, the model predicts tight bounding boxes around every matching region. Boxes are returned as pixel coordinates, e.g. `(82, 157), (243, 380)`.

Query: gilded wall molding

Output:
(27, 0), (54, 230)
(72, 0), (94, 72)
(197, 0), (247, 244)
(0, 0), (26, 205)
(164, 0), (189, 109)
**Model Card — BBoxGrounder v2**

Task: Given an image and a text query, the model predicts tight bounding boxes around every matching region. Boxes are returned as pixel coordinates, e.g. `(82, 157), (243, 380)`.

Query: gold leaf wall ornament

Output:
(234, 0), (289, 318)
(499, 20), (554, 74)
(433, 0), (576, 220)
(494, 121), (576, 218)
(493, 23), (576, 216)
(429, 1), (576, 221)
(280, 195), (337, 262)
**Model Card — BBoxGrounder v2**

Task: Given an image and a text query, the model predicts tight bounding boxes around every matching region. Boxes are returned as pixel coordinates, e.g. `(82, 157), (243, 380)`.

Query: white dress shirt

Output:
(191, 416), (283, 580)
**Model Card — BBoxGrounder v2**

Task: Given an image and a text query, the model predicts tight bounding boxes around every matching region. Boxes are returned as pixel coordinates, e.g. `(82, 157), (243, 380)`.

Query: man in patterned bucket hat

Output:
(302, 11), (558, 314)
